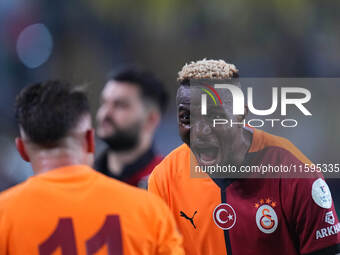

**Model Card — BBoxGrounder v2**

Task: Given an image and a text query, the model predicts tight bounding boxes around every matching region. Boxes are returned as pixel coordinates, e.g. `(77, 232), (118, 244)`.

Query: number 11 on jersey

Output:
(39, 215), (122, 255)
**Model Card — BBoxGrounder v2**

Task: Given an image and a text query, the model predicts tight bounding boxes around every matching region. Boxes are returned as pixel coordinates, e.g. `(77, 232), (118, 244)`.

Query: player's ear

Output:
(85, 129), (95, 153)
(15, 137), (30, 162)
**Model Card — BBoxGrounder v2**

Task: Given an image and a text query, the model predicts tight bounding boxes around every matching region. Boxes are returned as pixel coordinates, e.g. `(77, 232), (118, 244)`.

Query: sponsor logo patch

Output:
(316, 223), (340, 240)
(312, 178), (332, 209)
(325, 211), (335, 225)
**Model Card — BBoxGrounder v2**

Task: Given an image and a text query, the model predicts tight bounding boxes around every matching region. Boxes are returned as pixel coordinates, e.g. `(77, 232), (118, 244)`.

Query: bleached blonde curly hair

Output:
(177, 58), (239, 82)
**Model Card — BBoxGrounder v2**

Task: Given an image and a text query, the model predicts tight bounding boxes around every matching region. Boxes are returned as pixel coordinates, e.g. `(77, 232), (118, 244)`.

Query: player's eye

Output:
(115, 101), (130, 109)
(179, 112), (190, 123)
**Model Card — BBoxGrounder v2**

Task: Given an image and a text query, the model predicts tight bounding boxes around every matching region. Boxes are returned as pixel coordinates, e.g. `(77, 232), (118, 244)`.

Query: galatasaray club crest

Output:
(255, 198), (278, 234)
(213, 203), (236, 230)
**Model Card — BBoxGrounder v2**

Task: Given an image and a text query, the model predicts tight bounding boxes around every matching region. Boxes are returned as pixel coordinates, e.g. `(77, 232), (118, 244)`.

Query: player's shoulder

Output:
(96, 172), (168, 206)
(0, 180), (32, 212)
(158, 143), (190, 168)
(164, 143), (190, 160)
(251, 128), (311, 164)
(109, 176), (171, 216)
(151, 143), (190, 178)
(251, 129), (295, 151)
(281, 176), (326, 191)
(279, 175), (332, 208)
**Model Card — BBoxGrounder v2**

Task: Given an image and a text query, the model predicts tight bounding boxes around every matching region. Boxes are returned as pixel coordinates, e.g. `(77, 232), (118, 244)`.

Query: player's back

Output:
(0, 165), (184, 255)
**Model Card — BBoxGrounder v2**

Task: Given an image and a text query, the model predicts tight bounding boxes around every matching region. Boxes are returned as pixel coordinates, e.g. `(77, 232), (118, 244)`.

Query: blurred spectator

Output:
(95, 67), (168, 188)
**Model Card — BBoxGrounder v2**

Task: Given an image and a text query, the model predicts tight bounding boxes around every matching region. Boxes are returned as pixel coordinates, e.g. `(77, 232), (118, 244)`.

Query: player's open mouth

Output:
(194, 146), (220, 165)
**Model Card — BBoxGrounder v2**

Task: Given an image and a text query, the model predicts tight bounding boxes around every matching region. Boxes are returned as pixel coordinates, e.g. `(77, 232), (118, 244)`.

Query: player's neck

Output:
(30, 149), (88, 175)
(107, 135), (152, 175)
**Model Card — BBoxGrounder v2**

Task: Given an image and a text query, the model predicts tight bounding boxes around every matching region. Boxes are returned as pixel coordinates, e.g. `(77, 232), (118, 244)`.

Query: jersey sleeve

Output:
(153, 196), (184, 255)
(283, 177), (340, 255)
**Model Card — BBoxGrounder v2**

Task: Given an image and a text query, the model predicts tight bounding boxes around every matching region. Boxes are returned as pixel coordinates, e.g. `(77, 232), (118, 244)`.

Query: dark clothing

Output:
(94, 146), (163, 188)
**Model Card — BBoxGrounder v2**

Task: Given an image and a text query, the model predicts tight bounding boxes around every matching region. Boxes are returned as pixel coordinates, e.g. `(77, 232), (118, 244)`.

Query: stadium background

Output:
(0, 0), (340, 211)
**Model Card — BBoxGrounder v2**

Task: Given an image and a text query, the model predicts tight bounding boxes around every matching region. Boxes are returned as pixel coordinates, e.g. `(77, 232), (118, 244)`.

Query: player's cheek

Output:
(179, 124), (190, 143)
(218, 128), (233, 150)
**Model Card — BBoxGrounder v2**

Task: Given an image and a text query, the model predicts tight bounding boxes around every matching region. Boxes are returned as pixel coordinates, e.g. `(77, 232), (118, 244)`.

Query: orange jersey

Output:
(148, 129), (340, 255)
(0, 165), (184, 255)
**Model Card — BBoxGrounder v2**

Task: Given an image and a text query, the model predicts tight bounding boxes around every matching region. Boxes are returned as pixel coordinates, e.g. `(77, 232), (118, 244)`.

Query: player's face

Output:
(177, 85), (245, 166)
(96, 81), (146, 146)
(177, 86), (191, 146)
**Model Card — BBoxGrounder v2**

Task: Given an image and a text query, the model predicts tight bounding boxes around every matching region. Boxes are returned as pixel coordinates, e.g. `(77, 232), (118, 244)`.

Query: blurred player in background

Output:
(148, 59), (340, 255)
(96, 68), (168, 188)
(0, 80), (184, 254)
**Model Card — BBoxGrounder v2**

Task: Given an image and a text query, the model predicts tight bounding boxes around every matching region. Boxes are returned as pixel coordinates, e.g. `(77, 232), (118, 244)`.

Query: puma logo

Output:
(180, 210), (197, 229)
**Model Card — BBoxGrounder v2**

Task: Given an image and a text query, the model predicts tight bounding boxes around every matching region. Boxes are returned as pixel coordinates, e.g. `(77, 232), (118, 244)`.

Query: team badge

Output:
(255, 198), (278, 234)
(312, 178), (332, 209)
(213, 203), (236, 230)
(325, 211), (335, 225)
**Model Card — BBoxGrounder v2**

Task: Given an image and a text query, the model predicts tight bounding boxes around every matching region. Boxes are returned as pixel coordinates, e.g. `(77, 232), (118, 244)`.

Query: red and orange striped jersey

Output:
(149, 128), (340, 255)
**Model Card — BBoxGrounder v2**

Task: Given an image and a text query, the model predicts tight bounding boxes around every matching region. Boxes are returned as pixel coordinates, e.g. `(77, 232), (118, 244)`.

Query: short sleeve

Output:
(284, 178), (340, 254)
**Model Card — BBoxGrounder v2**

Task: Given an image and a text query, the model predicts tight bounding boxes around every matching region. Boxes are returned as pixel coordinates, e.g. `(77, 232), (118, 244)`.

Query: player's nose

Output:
(192, 119), (212, 137)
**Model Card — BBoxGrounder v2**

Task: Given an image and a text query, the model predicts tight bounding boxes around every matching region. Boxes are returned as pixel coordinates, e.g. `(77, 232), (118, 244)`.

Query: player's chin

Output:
(193, 145), (221, 166)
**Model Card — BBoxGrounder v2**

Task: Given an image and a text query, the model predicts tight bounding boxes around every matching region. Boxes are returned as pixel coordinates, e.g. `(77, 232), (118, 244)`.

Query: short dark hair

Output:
(108, 67), (168, 114)
(15, 80), (90, 147)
